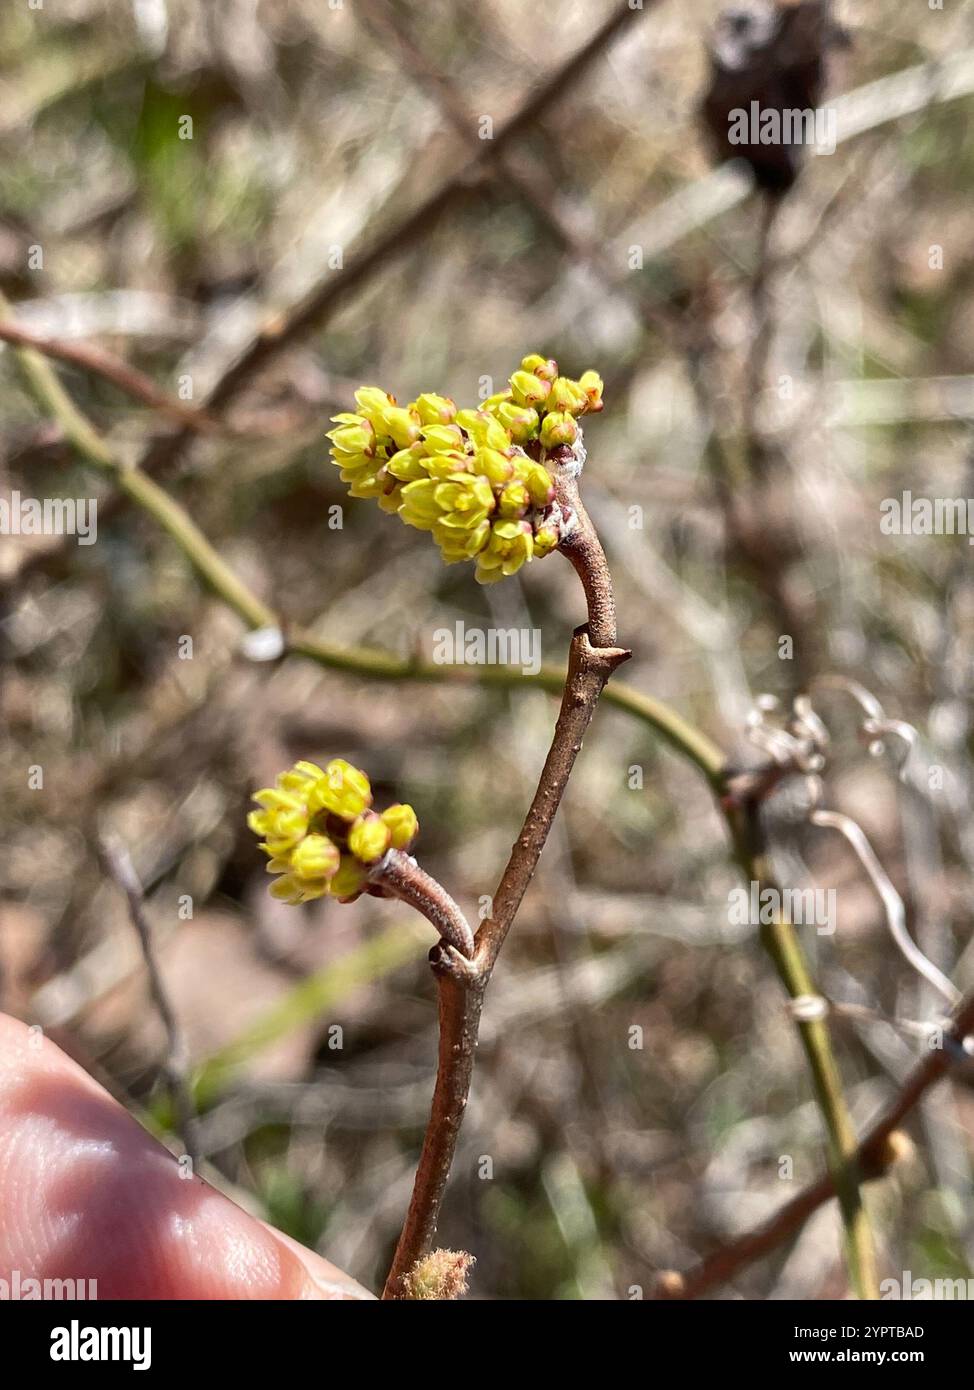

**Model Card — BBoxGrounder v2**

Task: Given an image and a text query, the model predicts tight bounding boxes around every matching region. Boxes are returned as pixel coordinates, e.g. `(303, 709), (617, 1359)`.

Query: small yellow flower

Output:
(338, 455), (390, 500)
(475, 519), (534, 584)
(420, 424), (465, 455)
(512, 457), (554, 508)
(509, 370), (550, 409)
(353, 386), (396, 424)
(328, 855), (368, 901)
(492, 400), (539, 444)
(546, 376), (588, 415)
(291, 833), (341, 882)
(533, 524), (559, 558)
(519, 353), (559, 383)
(328, 416), (376, 456)
(381, 803), (419, 849)
(496, 480), (530, 519)
(578, 370), (604, 413)
(248, 788), (309, 857)
(540, 410), (578, 449)
(399, 478), (443, 531)
(400, 473), (494, 535)
(435, 519), (491, 563)
(268, 874), (310, 905)
(472, 447), (514, 488)
(421, 450), (472, 481)
(455, 410), (511, 452)
(413, 392), (457, 426)
(348, 812), (392, 864)
(308, 758), (372, 821)
(435, 474), (494, 527)
(279, 760), (327, 792)
(386, 444), (429, 483)
(381, 406), (421, 450)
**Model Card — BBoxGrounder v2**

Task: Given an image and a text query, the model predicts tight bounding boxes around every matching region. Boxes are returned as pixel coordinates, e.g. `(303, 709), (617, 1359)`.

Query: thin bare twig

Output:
(723, 795), (879, 1301)
(99, 835), (199, 1165)
(0, 319), (227, 435)
(136, 0), (649, 481)
(655, 990), (974, 1299)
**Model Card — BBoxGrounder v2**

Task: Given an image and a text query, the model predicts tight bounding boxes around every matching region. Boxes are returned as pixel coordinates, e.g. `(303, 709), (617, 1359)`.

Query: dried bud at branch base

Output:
(401, 1248), (475, 1301)
(868, 1129), (915, 1178)
(655, 1270), (687, 1300)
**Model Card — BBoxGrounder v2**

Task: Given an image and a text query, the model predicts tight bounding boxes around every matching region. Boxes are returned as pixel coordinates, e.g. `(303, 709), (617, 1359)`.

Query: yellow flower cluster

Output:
(327, 354), (603, 584)
(248, 758), (418, 905)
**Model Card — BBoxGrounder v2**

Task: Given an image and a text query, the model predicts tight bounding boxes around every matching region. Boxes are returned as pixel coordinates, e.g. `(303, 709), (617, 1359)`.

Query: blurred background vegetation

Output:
(2, 0), (974, 1299)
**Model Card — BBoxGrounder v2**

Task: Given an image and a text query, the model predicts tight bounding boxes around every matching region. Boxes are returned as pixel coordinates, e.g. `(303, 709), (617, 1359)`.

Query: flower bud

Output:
(349, 811), (392, 864)
(578, 369), (604, 413)
(328, 415), (376, 457)
(540, 410), (578, 449)
(533, 524), (559, 558)
(353, 387), (396, 426)
(520, 354), (558, 383)
(386, 444), (428, 482)
(545, 377), (588, 415)
(381, 405), (421, 450)
(456, 410), (512, 452)
(474, 447), (514, 487)
(327, 854), (368, 901)
(419, 424), (465, 455)
(291, 833), (341, 882)
(512, 458), (555, 508)
(381, 803), (419, 850)
(309, 758), (372, 821)
(413, 392), (457, 426)
(509, 371), (551, 409)
(493, 400), (539, 444)
(497, 481), (530, 519)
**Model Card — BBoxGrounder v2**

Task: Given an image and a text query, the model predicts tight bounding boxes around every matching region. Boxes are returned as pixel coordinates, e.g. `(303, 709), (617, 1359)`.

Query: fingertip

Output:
(0, 1012), (371, 1300)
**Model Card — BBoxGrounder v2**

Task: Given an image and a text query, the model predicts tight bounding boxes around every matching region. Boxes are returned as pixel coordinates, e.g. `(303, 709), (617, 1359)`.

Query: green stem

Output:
(726, 805), (879, 1300)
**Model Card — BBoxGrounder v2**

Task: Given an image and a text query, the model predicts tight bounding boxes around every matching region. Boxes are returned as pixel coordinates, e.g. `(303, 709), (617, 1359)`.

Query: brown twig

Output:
(356, 0), (602, 261)
(369, 850), (476, 960)
(99, 834), (200, 1165)
(133, 1), (648, 480)
(382, 481), (630, 1297)
(0, 319), (228, 435)
(654, 991), (974, 1299)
